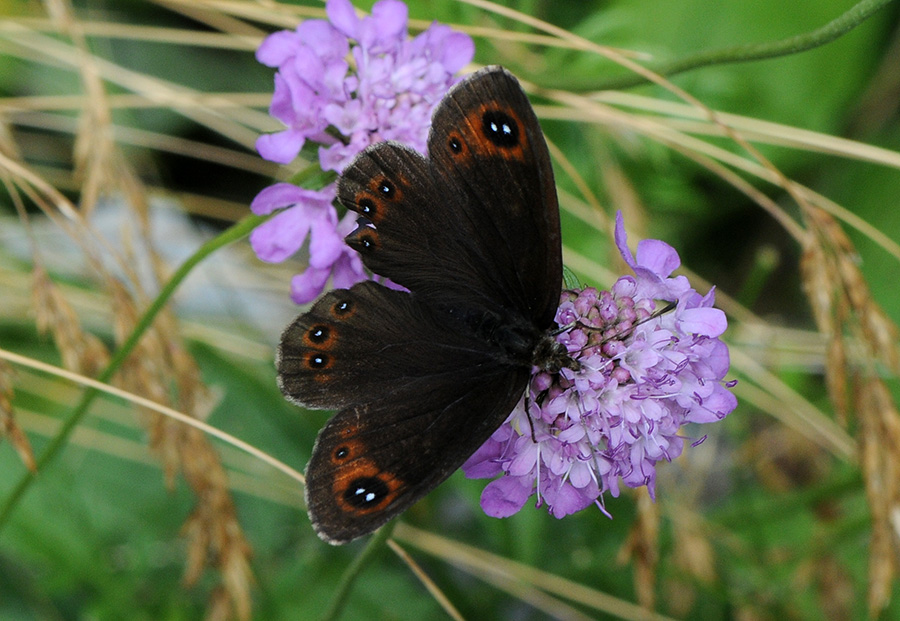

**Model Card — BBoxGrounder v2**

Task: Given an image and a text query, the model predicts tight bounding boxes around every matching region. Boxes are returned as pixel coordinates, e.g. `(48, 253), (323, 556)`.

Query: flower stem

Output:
(573, 0), (895, 91)
(0, 213), (268, 532)
(319, 522), (397, 621)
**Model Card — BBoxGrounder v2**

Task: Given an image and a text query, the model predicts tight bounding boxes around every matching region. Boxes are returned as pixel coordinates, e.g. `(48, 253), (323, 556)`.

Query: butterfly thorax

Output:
(444, 304), (577, 373)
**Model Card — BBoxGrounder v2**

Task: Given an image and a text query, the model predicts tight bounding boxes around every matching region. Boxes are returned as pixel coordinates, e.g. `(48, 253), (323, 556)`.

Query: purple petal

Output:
(318, 135), (369, 173)
(295, 20), (348, 60)
(700, 286), (717, 307)
(423, 27), (475, 73)
(704, 339), (732, 379)
(614, 211), (637, 269)
(462, 437), (505, 479)
(325, 0), (359, 38)
(266, 73), (295, 125)
(545, 481), (596, 518)
(249, 208), (310, 263)
(256, 129), (305, 164)
(687, 385), (738, 423)
(678, 307), (727, 337)
(308, 215), (344, 268)
(286, 45), (327, 88)
(361, 0), (407, 50)
(635, 238), (680, 277)
(568, 460), (594, 488)
(330, 252), (367, 290)
(249, 183), (323, 215)
(480, 477), (532, 518)
(507, 439), (538, 476)
(256, 30), (303, 67)
(444, 33), (475, 72)
(249, 184), (339, 264)
(323, 99), (361, 135)
(328, 66), (353, 101)
(290, 266), (331, 304)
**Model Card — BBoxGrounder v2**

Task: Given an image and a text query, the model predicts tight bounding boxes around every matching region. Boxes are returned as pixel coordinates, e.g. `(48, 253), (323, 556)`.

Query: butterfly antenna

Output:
(528, 303), (678, 442)
(560, 300), (678, 358)
(524, 391), (538, 443)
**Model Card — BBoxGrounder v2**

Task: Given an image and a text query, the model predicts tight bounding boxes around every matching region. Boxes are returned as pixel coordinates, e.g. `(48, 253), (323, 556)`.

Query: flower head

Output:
(251, 0), (474, 303)
(463, 212), (737, 519)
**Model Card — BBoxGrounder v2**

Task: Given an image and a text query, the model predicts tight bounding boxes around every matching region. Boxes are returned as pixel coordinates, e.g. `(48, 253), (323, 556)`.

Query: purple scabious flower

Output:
(250, 0), (474, 303)
(463, 212), (738, 519)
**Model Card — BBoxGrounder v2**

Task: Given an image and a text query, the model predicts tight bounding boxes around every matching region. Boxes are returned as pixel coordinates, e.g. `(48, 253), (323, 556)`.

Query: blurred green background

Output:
(1, 0), (899, 619)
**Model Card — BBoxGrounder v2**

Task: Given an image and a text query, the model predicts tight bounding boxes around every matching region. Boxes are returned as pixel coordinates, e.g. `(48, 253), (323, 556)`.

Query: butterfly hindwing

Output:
(277, 281), (529, 543)
(304, 365), (527, 544)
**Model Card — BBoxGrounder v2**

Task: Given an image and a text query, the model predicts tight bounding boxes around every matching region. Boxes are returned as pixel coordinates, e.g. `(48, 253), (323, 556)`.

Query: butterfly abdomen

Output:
(440, 304), (543, 368)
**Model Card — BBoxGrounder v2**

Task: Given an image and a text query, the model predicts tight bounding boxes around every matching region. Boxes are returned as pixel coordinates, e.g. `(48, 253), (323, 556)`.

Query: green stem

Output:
(560, 0), (896, 91)
(319, 522), (397, 621)
(0, 213), (268, 532)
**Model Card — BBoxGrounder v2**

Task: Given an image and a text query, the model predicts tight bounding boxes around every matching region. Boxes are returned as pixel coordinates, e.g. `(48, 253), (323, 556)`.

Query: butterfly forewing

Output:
(428, 66), (562, 328)
(337, 66), (561, 328)
(337, 143), (505, 312)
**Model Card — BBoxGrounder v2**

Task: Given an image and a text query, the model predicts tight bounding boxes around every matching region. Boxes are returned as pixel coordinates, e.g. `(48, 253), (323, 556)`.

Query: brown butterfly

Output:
(276, 66), (572, 544)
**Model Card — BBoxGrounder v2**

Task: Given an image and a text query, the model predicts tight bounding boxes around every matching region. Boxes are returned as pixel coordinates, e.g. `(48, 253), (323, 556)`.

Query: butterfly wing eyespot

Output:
(331, 298), (355, 318)
(335, 466), (401, 515)
(305, 324), (333, 346)
(346, 226), (380, 254)
(341, 476), (392, 510)
(445, 99), (530, 164)
(376, 178), (396, 198)
(331, 436), (365, 464)
(345, 176), (403, 227)
(481, 108), (520, 149)
(357, 197), (378, 219)
(306, 352), (331, 370)
(448, 135), (464, 154)
(333, 444), (350, 462)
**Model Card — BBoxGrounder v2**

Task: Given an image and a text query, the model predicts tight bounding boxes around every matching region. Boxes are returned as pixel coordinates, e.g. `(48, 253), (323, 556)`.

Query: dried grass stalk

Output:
(0, 361), (37, 472)
(799, 205), (900, 617)
(815, 555), (854, 621)
(22, 136), (254, 617)
(618, 488), (660, 610)
(857, 376), (900, 616)
(665, 507), (716, 617)
(32, 264), (111, 377)
(110, 279), (254, 620)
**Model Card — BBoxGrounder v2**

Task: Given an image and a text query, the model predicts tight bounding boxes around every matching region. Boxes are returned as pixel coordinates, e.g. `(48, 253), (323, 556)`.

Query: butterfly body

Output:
(277, 66), (567, 544)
